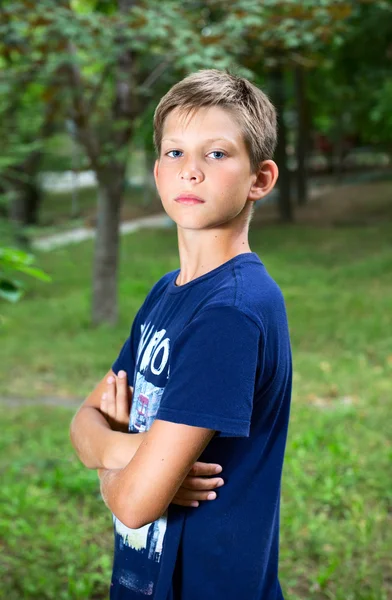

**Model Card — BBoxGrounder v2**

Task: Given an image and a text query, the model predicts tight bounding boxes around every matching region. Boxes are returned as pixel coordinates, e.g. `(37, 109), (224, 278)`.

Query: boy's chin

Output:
(162, 207), (208, 230)
(163, 202), (247, 231)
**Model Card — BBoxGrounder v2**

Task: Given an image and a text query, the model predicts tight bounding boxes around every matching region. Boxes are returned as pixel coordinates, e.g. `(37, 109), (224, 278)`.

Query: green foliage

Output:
(0, 0), (245, 185)
(0, 247), (51, 303)
(197, 0), (392, 150)
(371, 79), (392, 143)
(204, 0), (362, 64)
(0, 83), (47, 199)
(2, 0), (391, 213)
(306, 1), (392, 145)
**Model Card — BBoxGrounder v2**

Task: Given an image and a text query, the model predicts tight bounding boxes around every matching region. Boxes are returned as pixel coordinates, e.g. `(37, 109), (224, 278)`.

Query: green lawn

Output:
(1, 223), (391, 599)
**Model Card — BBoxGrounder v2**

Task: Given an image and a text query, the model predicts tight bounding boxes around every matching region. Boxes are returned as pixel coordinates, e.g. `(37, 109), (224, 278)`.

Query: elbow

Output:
(114, 501), (150, 530)
(114, 491), (165, 530)
(131, 510), (164, 530)
(125, 513), (163, 530)
(77, 455), (97, 470)
(69, 417), (96, 470)
(116, 511), (146, 530)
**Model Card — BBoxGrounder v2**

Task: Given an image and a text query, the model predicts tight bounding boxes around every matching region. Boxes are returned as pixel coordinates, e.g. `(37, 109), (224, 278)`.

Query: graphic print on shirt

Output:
(112, 320), (171, 597)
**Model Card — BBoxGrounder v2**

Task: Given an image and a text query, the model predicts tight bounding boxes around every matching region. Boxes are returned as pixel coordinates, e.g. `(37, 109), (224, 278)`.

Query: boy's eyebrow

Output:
(162, 137), (236, 146)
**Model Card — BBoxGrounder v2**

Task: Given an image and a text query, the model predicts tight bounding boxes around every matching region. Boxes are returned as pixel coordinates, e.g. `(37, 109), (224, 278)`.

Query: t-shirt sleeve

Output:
(111, 307), (143, 385)
(156, 306), (261, 437)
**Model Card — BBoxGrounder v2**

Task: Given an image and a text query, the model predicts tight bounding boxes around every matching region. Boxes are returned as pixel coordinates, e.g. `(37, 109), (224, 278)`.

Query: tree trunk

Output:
(25, 180), (42, 224)
(294, 65), (309, 206)
(10, 178), (42, 226)
(89, 0), (137, 325)
(333, 112), (345, 183)
(92, 169), (125, 325)
(8, 92), (59, 231)
(9, 149), (44, 227)
(270, 66), (293, 222)
(0, 183), (7, 217)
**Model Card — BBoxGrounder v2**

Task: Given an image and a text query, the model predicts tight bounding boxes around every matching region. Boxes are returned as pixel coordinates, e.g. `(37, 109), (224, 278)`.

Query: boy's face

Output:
(154, 105), (274, 230)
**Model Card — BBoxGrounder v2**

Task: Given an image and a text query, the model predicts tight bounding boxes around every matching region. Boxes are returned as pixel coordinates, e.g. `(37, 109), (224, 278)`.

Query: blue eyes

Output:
(166, 150), (226, 160)
(210, 151), (225, 159)
(166, 150), (182, 159)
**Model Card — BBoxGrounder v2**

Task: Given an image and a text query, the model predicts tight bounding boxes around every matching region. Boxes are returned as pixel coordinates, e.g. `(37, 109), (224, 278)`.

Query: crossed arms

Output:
(70, 370), (223, 529)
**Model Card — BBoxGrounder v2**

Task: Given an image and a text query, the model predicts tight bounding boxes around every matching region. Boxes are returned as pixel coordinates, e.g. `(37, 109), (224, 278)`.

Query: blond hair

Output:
(153, 69), (277, 174)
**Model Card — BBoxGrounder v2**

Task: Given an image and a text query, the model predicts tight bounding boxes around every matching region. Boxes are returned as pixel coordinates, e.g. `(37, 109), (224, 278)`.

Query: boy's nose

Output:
(180, 157), (204, 181)
(180, 162), (204, 183)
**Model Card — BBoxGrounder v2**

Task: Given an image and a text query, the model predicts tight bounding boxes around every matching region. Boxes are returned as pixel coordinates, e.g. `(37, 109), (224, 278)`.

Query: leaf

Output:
(0, 279), (24, 303)
(15, 265), (52, 282)
(0, 247), (51, 297)
(0, 248), (34, 266)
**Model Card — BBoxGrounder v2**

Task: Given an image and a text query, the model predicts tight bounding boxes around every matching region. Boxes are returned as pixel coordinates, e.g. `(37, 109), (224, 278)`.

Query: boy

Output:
(70, 69), (292, 599)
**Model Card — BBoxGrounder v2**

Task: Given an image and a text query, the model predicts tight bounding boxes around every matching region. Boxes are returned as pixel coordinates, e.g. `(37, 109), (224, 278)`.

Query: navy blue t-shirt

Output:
(110, 252), (292, 600)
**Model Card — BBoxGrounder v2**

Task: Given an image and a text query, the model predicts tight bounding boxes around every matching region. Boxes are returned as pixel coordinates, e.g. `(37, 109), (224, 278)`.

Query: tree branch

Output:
(141, 59), (172, 90)
(86, 61), (113, 116)
(110, 0), (139, 150)
(61, 43), (101, 170)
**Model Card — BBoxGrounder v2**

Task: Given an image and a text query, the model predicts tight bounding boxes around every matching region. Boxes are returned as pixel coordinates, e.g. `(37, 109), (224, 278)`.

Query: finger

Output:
(181, 476), (224, 491)
(116, 370), (130, 424)
(100, 392), (108, 416)
(188, 462), (223, 477)
(171, 498), (199, 508)
(106, 375), (116, 418)
(174, 489), (218, 502)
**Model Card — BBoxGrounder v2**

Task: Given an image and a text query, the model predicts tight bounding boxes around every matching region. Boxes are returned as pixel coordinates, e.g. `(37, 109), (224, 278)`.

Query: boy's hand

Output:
(100, 370), (132, 433)
(171, 462), (224, 508)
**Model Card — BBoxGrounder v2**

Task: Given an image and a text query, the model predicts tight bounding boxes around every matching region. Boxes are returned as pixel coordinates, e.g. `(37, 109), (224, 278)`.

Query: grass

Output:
(0, 407), (113, 599)
(0, 220), (391, 598)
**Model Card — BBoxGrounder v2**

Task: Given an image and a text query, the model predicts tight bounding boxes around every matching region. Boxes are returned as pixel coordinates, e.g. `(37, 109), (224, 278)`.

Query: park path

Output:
(33, 212), (172, 251)
(0, 396), (82, 408)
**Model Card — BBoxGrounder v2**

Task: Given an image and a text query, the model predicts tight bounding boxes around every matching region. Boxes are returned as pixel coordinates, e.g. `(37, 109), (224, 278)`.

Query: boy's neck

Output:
(175, 228), (252, 286)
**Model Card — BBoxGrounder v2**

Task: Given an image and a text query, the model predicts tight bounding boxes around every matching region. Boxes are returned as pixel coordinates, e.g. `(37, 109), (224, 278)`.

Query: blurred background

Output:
(0, 1), (391, 599)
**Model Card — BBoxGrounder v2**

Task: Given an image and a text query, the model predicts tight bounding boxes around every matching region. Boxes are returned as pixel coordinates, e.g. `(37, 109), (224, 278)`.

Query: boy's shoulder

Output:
(141, 269), (177, 311)
(201, 255), (287, 333)
(239, 257), (286, 318)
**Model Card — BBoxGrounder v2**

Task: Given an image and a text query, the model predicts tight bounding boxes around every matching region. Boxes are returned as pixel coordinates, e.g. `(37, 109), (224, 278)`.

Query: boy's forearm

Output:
(69, 406), (146, 470)
(102, 429), (147, 470)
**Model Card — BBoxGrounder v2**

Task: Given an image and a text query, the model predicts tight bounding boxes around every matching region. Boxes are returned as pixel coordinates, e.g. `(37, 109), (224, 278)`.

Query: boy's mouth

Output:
(175, 193), (205, 205)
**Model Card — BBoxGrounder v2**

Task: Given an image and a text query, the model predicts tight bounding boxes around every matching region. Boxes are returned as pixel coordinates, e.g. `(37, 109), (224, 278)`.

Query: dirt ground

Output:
(252, 178), (392, 227)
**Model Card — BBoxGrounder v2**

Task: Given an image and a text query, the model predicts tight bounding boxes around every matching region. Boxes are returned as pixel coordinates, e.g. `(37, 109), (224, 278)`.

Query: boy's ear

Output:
(153, 159), (159, 184)
(247, 160), (279, 202)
